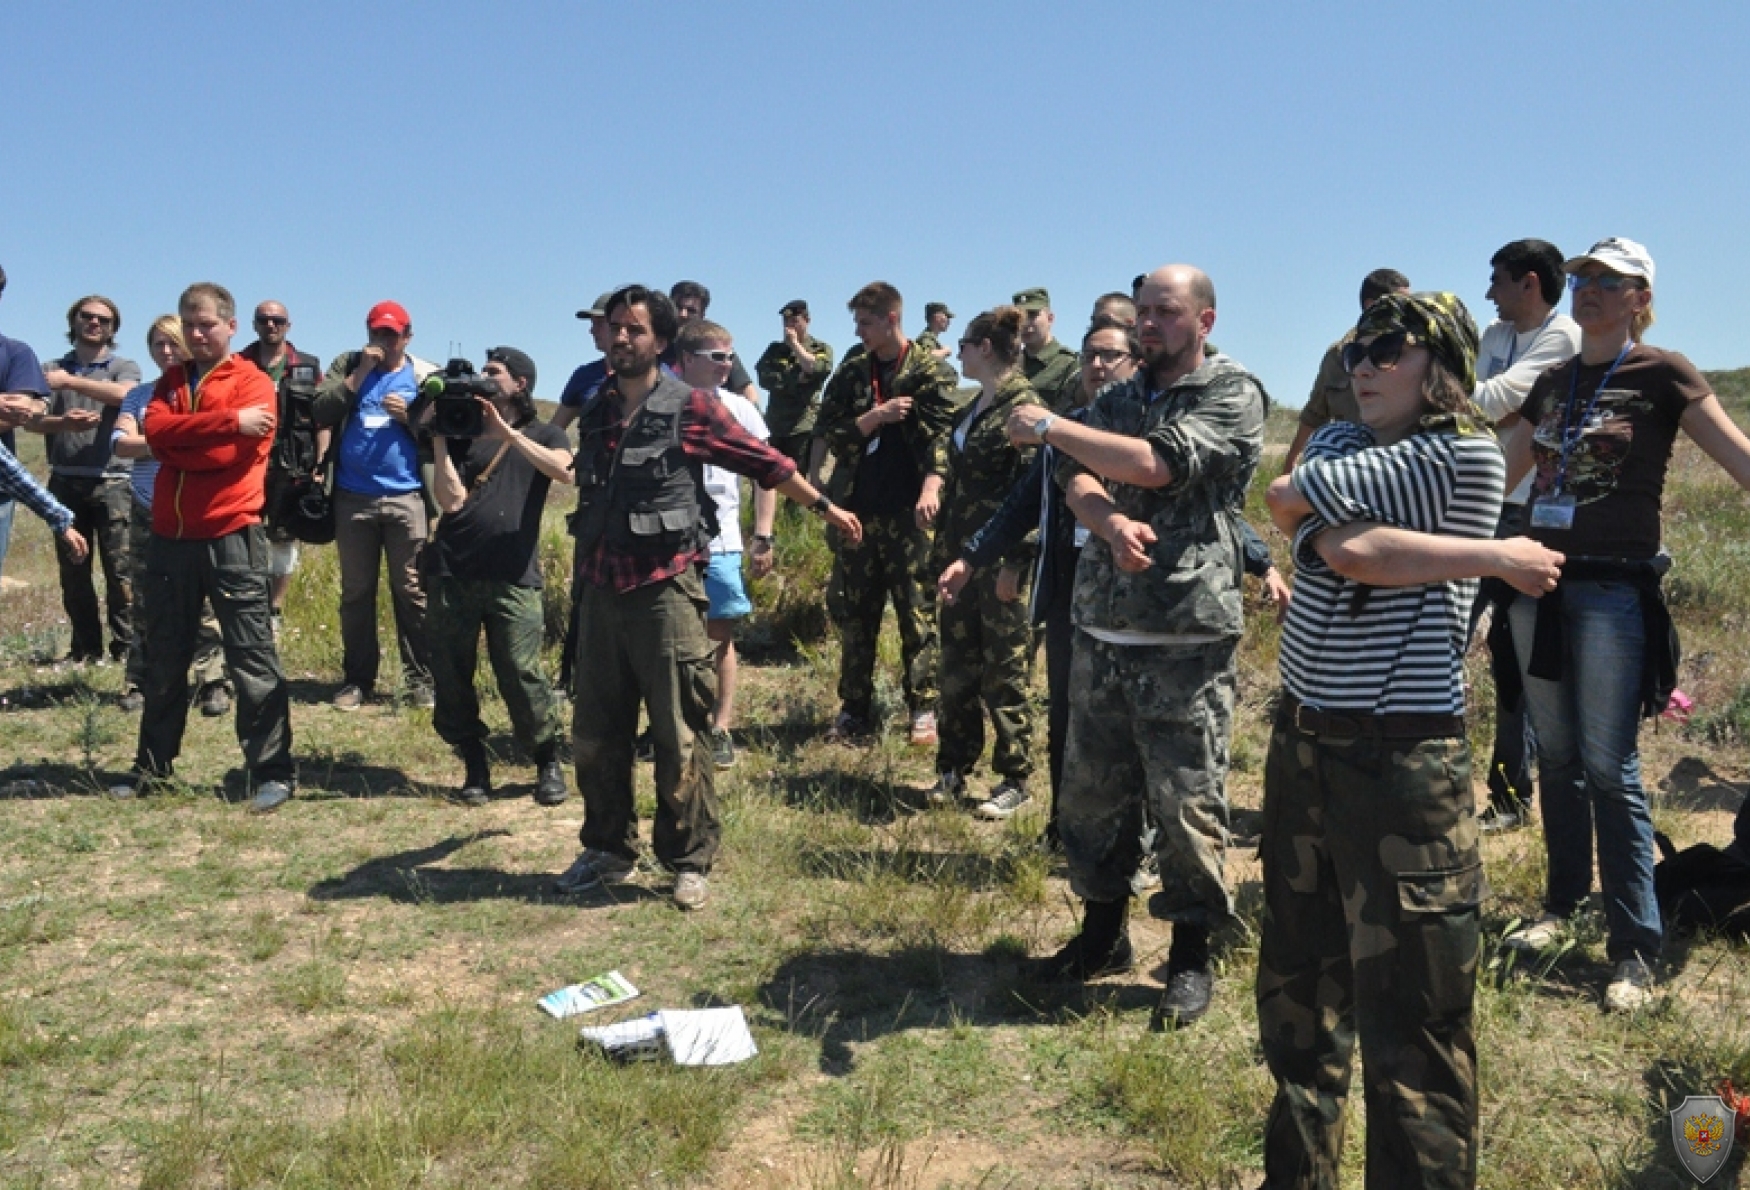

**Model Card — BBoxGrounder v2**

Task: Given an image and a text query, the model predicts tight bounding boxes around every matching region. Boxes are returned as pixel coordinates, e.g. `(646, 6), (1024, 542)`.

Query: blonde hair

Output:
(1632, 292), (1656, 342)
(147, 314), (188, 359)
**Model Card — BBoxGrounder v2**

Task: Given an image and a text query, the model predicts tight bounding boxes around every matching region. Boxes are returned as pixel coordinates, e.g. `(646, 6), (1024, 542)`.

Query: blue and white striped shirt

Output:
(0, 443), (73, 533)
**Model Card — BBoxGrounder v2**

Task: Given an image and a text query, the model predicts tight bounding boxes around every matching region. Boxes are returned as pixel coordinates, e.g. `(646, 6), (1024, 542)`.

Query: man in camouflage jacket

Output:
(816, 281), (960, 743)
(1008, 265), (1265, 1029)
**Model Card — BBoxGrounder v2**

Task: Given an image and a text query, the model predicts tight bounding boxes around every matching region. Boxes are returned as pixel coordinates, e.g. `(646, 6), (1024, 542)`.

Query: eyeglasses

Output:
(1082, 348), (1133, 366)
(689, 349), (734, 364)
(1341, 330), (1417, 374)
(76, 310), (115, 327)
(255, 315), (288, 327)
(1567, 273), (1640, 293)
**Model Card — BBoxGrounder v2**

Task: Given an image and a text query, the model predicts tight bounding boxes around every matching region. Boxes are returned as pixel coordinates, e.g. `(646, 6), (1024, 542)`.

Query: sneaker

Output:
(332, 684), (366, 711)
(408, 684), (436, 710)
(1031, 931), (1134, 982)
(1604, 957), (1657, 1012)
(1503, 912), (1568, 953)
(926, 770), (964, 806)
(197, 683), (231, 719)
(107, 767), (172, 800)
(707, 728), (736, 771)
(1151, 966), (1215, 1030)
(553, 848), (638, 894)
(975, 780), (1030, 820)
(533, 760), (569, 807)
(248, 780), (293, 815)
(908, 711), (938, 748)
(672, 871), (709, 911)
(824, 711), (868, 745)
(1131, 852), (1162, 893)
(119, 688), (144, 713)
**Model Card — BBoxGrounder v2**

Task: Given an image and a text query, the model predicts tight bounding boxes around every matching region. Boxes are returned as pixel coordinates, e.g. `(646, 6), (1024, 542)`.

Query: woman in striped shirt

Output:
(1257, 292), (1561, 1190)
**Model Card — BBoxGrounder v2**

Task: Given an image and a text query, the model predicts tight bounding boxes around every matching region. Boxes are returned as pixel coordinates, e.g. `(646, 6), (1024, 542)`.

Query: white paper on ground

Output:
(658, 1006), (758, 1066)
(579, 1013), (664, 1053)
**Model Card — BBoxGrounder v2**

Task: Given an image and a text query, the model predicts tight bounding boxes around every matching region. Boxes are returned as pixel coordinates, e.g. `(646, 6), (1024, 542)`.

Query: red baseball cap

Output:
(366, 300), (411, 334)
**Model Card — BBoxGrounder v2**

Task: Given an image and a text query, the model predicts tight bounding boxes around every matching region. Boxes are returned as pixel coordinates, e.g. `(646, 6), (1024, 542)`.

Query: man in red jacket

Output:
(114, 281), (296, 812)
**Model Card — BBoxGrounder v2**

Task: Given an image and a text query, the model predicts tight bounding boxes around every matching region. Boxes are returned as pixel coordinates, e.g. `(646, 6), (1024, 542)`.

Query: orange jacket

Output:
(144, 355), (275, 540)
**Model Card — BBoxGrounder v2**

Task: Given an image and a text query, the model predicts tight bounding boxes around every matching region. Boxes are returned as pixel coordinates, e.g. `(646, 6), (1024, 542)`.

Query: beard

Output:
(1145, 336), (1200, 381)
(611, 346), (656, 379)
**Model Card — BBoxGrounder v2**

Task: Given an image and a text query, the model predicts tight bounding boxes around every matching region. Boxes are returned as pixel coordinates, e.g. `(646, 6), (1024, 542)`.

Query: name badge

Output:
(865, 435), (880, 456)
(1529, 492), (1576, 530)
(361, 413), (391, 430)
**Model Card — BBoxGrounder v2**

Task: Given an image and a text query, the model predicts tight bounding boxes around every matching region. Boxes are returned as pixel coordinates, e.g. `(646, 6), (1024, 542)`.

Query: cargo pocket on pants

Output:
(1396, 860), (1487, 1020)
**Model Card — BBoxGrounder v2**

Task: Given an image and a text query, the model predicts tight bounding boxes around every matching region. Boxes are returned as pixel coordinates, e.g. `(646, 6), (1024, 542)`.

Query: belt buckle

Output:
(1293, 701), (1315, 734)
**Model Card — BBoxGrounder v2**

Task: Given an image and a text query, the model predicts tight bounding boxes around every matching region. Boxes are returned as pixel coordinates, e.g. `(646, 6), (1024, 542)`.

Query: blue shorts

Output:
(704, 552), (753, 621)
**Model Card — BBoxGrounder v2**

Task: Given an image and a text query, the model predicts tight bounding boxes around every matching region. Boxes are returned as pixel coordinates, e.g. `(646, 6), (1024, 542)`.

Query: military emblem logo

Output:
(1671, 1094), (1736, 1183)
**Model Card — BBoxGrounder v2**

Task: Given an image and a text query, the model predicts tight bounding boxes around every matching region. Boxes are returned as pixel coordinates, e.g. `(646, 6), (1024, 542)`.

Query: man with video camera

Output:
(417, 347), (573, 807)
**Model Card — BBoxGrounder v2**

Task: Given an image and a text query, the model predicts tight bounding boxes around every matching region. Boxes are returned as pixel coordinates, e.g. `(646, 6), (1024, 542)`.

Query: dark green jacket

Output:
(1023, 339), (1080, 413)
(931, 372), (1039, 573)
(753, 335), (834, 437)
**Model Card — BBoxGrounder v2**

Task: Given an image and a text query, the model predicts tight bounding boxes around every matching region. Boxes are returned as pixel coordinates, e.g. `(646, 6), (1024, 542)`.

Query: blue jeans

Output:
(0, 498), (13, 581)
(1508, 580), (1662, 962)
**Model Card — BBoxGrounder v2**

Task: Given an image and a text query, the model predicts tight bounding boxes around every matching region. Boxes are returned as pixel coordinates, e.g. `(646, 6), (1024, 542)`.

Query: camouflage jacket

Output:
(931, 371), (1039, 573)
(914, 329), (942, 354)
(1023, 339), (1081, 413)
(1057, 354), (1265, 639)
(753, 334), (834, 438)
(817, 340), (961, 507)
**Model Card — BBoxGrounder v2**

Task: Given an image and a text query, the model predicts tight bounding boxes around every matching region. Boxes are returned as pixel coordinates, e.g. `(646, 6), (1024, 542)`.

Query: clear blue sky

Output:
(4, 2), (1745, 407)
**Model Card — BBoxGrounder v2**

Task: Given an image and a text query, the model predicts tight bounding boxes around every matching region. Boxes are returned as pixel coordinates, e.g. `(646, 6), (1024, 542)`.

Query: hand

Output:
(1260, 566), (1292, 622)
(1496, 537), (1565, 597)
(826, 507), (863, 546)
(0, 393), (42, 430)
(995, 565), (1021, 603)
(58, 526), (89, 564)
(358, 344), (387, 373)
(914, 483), (941, 530)
(784, 327), (804, 352)
(938, 558), (972, 605)
(43, 366), (70, 389)
(881, 395), (913, 425)
(383, 394), (408, 423)
(1109, 515), (1157, 573)
(477, 396), (511, 440)
(1005, 403), (1050, 446)
(60, 407), (101, 430)
(749, 538), (775, 579)
(236, 407), (276, 437)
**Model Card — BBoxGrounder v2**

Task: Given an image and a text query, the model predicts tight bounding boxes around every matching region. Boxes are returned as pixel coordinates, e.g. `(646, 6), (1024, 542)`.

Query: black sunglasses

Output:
(76, 310), (115, 327)
(1341, 330), (1417, 374)
(255, 315), (288, 327)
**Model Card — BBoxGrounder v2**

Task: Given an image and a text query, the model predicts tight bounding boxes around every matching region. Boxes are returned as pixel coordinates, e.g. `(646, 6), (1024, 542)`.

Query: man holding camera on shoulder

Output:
(417, 346), (573, 807)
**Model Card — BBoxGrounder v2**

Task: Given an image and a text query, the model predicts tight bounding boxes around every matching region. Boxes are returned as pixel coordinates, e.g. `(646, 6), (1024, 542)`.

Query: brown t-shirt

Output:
(1520, 343), (1710, 560)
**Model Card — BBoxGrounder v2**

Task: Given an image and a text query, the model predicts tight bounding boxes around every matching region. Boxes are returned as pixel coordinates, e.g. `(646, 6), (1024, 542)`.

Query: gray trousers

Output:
(334, 487), (431, 692)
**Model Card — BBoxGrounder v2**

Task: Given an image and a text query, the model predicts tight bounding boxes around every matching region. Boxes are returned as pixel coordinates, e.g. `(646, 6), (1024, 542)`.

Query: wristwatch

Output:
(1034, 413), (1057, 444)
(810, 494), (834, 517)
(752, 534), (775, 548)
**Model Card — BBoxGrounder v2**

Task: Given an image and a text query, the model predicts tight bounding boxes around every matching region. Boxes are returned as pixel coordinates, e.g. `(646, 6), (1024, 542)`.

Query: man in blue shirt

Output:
(313, 300), (434, 710)
(0, 264), (53, 582)
(550, 291), (614, 431)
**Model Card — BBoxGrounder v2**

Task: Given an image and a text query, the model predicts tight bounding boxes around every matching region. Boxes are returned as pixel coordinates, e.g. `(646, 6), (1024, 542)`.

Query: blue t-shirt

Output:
(559, 357), (609, 409)
(336, 362), (422, 497)
(0, 332), (50, 482)
(117, 382), (159, 507)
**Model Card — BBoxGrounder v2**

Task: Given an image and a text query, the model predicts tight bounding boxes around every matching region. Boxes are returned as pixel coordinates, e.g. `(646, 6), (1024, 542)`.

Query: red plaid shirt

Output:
(577, 378), (797, 592)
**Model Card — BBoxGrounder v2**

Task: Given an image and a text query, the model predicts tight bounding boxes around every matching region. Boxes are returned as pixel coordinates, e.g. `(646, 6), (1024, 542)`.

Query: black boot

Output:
(1031, 898), (1133, 982)
(533, 745), (568, 807)
(453, 741), (492, 808)
(1153, 922), (1214, 1029)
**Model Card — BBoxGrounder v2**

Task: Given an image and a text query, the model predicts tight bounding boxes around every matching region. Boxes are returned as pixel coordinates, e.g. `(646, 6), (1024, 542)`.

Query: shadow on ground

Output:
(760, 945), (1160, 1076)
(307, 830), (665, 908)
(1658, 756), (1748, 815)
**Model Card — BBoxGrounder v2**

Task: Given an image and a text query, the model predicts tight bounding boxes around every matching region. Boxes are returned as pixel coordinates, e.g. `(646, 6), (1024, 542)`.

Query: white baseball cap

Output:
(1564, 237), (1655, 288)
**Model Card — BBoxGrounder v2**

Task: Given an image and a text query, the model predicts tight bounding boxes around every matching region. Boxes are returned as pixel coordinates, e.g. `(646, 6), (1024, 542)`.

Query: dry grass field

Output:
(2, 389), (1748, 1188)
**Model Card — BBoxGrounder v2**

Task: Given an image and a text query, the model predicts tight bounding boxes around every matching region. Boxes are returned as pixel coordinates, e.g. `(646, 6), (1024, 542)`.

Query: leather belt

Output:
(1280, 692), (1464, 741)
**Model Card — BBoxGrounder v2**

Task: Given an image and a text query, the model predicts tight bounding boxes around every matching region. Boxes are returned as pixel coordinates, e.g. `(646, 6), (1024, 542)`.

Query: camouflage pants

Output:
(1256, 709), (1483, 1190)
(1058, 632), (1235, 920)
(826, 512), (937, 720)
(427, 577), (562, 762)
(937, 565), (1033, 781)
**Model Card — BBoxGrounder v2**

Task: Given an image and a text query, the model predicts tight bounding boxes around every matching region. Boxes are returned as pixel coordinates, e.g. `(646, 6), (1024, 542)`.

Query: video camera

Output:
(418, 358), (498, 438)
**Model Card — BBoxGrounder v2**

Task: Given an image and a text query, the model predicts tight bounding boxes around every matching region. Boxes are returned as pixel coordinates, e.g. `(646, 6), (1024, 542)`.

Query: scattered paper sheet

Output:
(659, 1007), (758, 1067)
(538, 970), (640, 1019)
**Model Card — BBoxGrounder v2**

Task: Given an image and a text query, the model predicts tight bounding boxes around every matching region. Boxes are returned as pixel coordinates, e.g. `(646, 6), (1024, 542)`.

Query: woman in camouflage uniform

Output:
(926, 305), (1039, 818)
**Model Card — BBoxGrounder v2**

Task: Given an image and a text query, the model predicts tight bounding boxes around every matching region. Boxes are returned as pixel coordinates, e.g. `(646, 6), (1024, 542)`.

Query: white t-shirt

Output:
(1474, 311), (1581, 505)
(705, 388), (769, 555)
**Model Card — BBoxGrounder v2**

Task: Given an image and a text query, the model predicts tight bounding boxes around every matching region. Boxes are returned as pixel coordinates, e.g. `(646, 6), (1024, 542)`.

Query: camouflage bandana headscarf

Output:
(1354, 291), (1479, 394)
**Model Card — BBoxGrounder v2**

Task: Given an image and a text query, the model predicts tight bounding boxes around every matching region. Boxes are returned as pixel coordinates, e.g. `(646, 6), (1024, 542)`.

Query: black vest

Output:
(571, 374), (718, 559)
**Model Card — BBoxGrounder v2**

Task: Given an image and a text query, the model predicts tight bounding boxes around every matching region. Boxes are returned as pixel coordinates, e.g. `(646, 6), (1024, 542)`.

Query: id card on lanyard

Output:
(1529, 344), (1630, 531)
(865, 345), (909, 456)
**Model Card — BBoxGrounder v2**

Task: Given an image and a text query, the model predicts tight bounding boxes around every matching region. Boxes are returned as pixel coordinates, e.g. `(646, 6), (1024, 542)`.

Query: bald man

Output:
(1006, 265), (1266, 1028)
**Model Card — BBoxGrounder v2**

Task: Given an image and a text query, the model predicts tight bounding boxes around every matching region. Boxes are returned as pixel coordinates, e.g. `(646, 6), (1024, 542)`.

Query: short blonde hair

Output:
(148, 314), (189, 359)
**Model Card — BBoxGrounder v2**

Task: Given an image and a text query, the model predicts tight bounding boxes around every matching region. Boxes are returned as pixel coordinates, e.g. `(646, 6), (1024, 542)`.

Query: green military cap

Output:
(1012, 288), (1051, 311)
(779, 299), (810, 317)
(575, 291), (616, 320)
(925, 301), (954, 319)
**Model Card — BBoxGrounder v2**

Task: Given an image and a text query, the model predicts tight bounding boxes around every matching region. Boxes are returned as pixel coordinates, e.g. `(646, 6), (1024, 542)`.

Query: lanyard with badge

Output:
(1530, 343), (1630, 531)
(865, 344), (909, 456)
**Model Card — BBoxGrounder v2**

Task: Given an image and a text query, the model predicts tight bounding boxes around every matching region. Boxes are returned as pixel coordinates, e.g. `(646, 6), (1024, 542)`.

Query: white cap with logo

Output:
(1563, 237), (1655, 288)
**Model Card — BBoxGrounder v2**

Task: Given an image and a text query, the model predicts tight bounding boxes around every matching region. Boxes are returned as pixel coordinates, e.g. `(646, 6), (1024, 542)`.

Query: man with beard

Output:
(556, 285), (860, 911)
(1006, 265), (1265, 1028)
